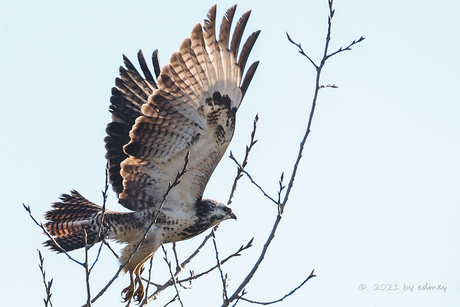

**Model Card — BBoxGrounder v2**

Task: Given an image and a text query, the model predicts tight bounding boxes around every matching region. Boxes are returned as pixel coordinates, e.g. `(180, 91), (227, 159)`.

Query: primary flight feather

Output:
(43, 4), (259, 303)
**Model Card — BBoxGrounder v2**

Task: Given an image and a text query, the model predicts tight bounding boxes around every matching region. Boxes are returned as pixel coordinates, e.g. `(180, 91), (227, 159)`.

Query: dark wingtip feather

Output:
(230, 10), (251, 58)
(238, 30), (260, 74)
(122, 54), (140, 76)
(241, 61), (259, 99)
(207, 4), (217, 22)
(137, 50), (156, 85)
(218, 4), (237, 49)
(203, 4), (217, 45)
(152, 49), (161, 78)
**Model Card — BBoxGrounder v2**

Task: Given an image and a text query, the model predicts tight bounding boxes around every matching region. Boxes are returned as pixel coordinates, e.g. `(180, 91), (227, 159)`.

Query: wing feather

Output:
(109, 5), (260, 211)
(203, 5), (224, 85)
(241, 60), (260, 99)
(179, 38), (208, 97)
(121, 54), (156, 94)
(237, 30), (261, 76)
(137, 50), (157, 86)
(218, 6), (238, 105)
(230, 10), (251, 59)
(105, 51), (160, 196)
(190, 23), (217, 93)
(219, 5), (237, 49)
(151, 49), (162, 79)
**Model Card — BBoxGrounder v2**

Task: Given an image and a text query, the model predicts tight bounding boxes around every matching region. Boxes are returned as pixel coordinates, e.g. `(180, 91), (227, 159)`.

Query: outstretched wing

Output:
(105, 50), (161, 197)
(106, 5), (260, 211)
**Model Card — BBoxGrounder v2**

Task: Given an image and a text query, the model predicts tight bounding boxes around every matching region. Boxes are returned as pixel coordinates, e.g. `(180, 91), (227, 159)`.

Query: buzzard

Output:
(43, 4), (259, 303)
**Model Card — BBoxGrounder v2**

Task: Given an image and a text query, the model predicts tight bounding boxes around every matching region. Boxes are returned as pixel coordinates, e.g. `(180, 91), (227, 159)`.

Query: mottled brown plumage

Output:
(44, 4), (259, 303)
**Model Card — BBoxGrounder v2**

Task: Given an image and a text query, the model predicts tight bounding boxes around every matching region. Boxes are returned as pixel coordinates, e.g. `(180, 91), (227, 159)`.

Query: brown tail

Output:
(44, 190), (104, 253)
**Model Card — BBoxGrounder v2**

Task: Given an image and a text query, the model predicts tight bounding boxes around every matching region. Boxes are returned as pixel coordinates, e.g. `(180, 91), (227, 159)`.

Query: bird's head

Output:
(196, 198), (237, 226)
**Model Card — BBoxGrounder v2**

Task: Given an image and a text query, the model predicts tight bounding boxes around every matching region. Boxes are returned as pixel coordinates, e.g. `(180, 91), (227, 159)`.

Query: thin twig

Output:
(102, 239), (119, 259)
(277, 173), (285, 216)
(163, 294), (179, 307)
(142, 228), (215, 305)
(224, 211), (282, 306)
(237, 270), (316, 305)
(178, 270), (194, 290)
(76, 165), (111, 306)
(176, 238), (253, 284)
(24, 204), (83, 266)
(227, 114), (259, 205)
(326, 37), (365, 59)
(141, 236), (253, 305)
(172, 242), (181, 272)
(83, 230), (92, 307)
(142, 256), (154, 306)
(319, 83), (338, 88)
(162, 244), (184, 307)
(180, 227), (216, 269)
(286, 32), (318, 69)
(283, 0), (364, 210)
(90, 238), (105, 271)
(229, 154), (277, 205)
(90, 162), (110, 250)
(38, 250), (54, 307)
(212, 229), (229, 304)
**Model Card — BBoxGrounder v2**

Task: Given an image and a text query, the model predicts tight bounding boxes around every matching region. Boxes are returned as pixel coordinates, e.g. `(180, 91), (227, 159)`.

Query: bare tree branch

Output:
(163, 294), (179, 307)
(237, 270), (316, 305)
(227, 114), (259, 205)
(102, 239), (119, 259)
(212, 229), (229, 304)
(277, 173), (285, 216)
(89, 239), (106, 271)
(141, 228), (216, 304)
(172, 243), (181, 272)
(83, 230), (92, 307)
(91, 162), (110, 251)
(141, 237), (253, 305)
(229, 153), (277, 205)
(283, 0), (364, 211)
(142, 256), (155, 306)
(224, 1), (364, 305)
(319, 83), (338, 88)
(38, 250), (54, 307)
(24, 204), (83, 266)
(177, 238), (253, 285)
(178, 271), (194, 290)
(327, 36), (365, 59)
(286, 32), (318, 69)
(161, 244), (184, 307)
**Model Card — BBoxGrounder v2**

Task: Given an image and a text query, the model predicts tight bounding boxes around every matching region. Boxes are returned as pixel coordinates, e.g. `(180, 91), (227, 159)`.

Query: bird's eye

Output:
(223, 207), (229, 213)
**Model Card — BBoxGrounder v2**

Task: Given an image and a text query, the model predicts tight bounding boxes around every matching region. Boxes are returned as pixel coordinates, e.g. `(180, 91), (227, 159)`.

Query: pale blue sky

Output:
(1, 0), (459, 306)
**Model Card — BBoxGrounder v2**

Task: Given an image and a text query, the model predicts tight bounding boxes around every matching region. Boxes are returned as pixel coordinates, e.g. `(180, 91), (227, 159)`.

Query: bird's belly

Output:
(158, 221), (199, 243)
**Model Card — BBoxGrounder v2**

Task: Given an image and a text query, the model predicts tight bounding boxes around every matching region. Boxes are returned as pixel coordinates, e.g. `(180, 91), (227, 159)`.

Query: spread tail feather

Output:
(44, 190), (104, 252)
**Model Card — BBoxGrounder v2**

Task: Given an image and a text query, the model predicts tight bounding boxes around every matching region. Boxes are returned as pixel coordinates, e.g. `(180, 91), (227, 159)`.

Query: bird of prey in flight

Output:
(44, 4), (259, 303)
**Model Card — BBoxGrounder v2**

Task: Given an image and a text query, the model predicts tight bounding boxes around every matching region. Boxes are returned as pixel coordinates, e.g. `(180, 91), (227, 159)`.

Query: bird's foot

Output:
(121, 282), (135, 303)
(133, 280), (145, 303)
